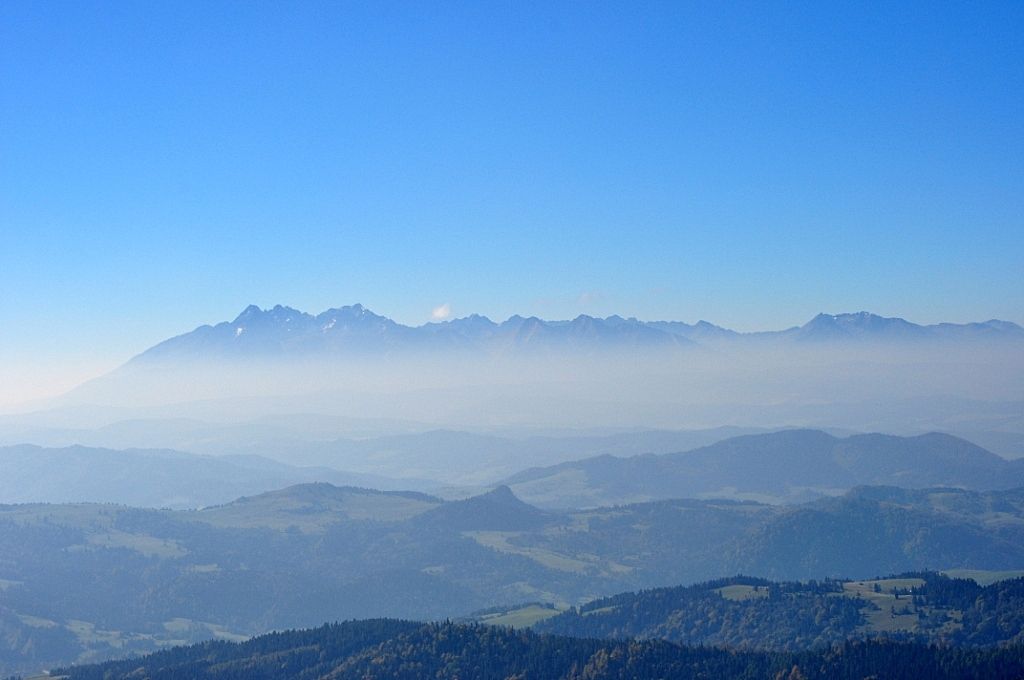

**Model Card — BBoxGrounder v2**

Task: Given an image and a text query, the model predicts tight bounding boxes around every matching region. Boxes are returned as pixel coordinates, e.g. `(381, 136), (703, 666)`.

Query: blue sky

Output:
(1, 1), (1022, 398)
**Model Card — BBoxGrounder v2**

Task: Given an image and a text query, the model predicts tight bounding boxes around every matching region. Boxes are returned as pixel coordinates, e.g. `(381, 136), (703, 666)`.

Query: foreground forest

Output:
(49, 619), (1024, 680)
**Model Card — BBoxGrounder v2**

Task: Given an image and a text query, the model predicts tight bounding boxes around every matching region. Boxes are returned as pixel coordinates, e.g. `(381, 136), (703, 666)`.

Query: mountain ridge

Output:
(130, 305), (1024, 363)
(0, 443), (432, 509)
(501, 429), (1024, 507)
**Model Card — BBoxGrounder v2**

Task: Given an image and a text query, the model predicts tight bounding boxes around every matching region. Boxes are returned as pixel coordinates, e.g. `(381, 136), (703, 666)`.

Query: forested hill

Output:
(4, 484), (1024, 674)
(534, 573), (1024, 650)
(51, 619), (1024, 680)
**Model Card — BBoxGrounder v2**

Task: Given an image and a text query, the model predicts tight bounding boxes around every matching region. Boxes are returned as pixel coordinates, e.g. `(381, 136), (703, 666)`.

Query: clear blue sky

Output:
(1, 1), (1022, 394)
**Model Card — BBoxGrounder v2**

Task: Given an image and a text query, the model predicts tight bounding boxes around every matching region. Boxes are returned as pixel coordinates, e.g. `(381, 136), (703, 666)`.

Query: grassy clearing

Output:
(943, 569), (1024, 585)
(716, 584), (769, 601)
(67, 619), (127, 649)
(163, 617), (249, 642)
(465, 531), (594, 574)
(478, 604), (564, 628)
(582, 605), (618, 617)
(85, 529), (187, 559)
(839, 578), (963, 636)
(504, 581), (572, 606)
(466, 530), (634, 576)
(194, 491), (439, 532)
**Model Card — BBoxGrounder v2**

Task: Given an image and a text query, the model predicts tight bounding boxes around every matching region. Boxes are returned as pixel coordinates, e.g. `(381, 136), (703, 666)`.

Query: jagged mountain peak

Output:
(414, 485), (551, 531)
(805, 311), (909, 326)
(123, 304), (1022, 365)
(231, 304), (310, 324)
(317, 303), (375, 318)
(797, 311), (926, 340)
(234, 304), (263, 320)
(476, 484), (521, 503)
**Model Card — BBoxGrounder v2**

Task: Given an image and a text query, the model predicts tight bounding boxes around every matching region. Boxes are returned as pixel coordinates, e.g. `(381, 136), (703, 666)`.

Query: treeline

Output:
(54, 619), (420, 680)
(536, 575), (863, 651)
(52, 619), (1024, 680)
(909, 573), (1024, 645)
(535, 573), (1024, 650)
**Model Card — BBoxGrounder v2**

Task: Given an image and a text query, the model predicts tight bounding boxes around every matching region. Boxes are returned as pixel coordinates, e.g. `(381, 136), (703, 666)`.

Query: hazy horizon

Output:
(3, 302), (1023, 411)
(2, 2), (1022, 410)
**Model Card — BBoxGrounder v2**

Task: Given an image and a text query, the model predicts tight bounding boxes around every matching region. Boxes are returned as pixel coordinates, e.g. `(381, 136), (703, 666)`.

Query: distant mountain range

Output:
(130, 305), (1024, 362)
(39, 304), (1022, 436)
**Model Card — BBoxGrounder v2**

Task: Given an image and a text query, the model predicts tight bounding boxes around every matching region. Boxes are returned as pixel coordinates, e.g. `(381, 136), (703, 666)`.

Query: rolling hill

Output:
(1, 482), (1023, 672)
(0, 425), (774, 488)
(535, 572), (1024, 650)
(503, 429), (1024, 507)
(0, 444), (425, 508)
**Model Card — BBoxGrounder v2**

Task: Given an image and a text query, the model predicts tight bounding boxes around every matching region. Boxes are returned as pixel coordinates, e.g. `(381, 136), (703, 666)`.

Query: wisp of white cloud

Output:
(431, 303), (452, 320)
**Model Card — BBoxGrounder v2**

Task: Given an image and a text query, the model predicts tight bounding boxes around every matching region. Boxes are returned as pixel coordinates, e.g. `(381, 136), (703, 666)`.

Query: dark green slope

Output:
(55, 619), (420, 680)
(727, 487), (1024, 579)
(53, 619), (1024, 680)
(535, 573), (1024, 650)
